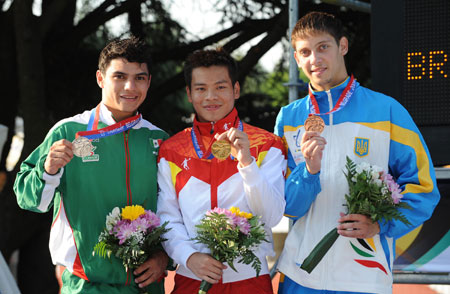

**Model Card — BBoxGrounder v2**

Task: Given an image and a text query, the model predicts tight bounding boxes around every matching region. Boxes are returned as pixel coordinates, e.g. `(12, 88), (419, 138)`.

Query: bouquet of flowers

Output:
(300, 156), (411, 274)
(193, 207), (268, 294)
(92, 205), (170, 293)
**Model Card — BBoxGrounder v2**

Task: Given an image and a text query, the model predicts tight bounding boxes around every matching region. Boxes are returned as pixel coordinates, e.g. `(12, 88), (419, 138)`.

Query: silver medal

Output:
(72, 136), (94, 157)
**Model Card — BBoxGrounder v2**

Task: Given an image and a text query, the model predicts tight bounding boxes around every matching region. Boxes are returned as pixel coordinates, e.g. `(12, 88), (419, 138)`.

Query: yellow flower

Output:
(121, 205), (145, 221)
(241, 212), (253, 219)
(229, 206), (240, 215)
(229, 206), (253, 219)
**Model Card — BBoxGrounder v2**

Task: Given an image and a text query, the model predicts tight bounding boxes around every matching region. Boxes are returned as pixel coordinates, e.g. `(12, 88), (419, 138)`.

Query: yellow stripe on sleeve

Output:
(168, 161), (182, 187)
(358, 121), (434, 195)
(256, 150), (268, 167)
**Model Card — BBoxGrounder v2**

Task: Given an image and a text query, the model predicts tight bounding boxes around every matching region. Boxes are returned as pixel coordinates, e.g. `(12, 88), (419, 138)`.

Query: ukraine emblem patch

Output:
(354, 137), (369, 157)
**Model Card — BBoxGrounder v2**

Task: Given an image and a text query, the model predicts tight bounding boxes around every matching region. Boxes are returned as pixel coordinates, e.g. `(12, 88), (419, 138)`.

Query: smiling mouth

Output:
(120, 95), (138, 100)
(312, 68), (326, 75)
(204, 105), (221, 110)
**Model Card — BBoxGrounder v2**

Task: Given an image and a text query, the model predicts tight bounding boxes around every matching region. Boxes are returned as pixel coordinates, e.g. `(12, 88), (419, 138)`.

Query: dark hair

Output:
(291, 11), (345, 49)
(98, 36), (152, 74)
(183, 48), (238, 89)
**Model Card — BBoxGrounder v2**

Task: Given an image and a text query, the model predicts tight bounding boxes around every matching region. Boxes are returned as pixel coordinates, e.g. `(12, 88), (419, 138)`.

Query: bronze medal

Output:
(211, 140), (231, 160)
(304, 115), (325, 133)
(72, 136), (94, 157)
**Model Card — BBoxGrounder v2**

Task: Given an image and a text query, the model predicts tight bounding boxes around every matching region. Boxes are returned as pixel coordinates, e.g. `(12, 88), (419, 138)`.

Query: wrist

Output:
(239, 154), (253, 167)
(306, 164), (320, 175)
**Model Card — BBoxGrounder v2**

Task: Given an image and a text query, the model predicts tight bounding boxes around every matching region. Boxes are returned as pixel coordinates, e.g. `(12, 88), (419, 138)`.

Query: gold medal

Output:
(304, 115), (325, 133)
(211, 140), (231, 160)
(72, 136), (94, 157)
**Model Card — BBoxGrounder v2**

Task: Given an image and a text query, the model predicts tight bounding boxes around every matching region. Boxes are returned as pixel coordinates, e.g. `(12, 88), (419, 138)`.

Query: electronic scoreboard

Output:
(371, 0), (449, 166)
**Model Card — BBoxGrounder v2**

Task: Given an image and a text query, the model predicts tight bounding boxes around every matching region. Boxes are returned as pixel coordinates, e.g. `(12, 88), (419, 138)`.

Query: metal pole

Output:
(288, 0), (299, 103)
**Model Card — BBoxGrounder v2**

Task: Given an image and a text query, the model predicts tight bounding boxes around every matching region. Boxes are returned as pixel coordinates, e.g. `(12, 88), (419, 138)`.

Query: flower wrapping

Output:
(300, 156), (412, 274)
(92, 205), (170, 292)
(193, 207), (268, 294)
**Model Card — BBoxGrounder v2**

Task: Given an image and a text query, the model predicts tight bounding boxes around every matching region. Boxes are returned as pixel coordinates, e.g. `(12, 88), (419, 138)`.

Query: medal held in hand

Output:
(211, 140), (231, 160)
(72, 136), (94, 157)
(304, 115), (325, 133)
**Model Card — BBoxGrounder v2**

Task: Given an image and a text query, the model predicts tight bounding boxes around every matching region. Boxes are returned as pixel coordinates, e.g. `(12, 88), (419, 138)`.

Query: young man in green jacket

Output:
(14, 36), (169, 294)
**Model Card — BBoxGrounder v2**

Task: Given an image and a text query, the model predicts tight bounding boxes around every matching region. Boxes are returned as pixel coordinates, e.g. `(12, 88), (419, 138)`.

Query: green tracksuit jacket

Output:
(14, 103), (168, 294)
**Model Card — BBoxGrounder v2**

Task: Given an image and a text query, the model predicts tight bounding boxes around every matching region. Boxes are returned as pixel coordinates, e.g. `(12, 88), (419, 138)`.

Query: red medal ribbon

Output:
(76, 105), (141, 139)
(308, 75), (356, 116)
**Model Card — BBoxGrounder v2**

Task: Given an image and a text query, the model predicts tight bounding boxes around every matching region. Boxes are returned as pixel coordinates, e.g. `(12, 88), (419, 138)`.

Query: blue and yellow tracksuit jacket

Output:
(275, 77), (440, 294)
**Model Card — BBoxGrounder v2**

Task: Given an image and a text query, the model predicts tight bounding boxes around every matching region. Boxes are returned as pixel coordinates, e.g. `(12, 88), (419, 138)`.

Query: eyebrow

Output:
(192, 80), (228, 86)
(112, 71), (149, 76)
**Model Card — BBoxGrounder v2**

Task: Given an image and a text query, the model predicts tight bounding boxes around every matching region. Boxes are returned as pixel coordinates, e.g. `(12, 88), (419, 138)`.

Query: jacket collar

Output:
(309, 76), (351, 102)
(98, 102), (142, 128)
(193, 108), (239, 137)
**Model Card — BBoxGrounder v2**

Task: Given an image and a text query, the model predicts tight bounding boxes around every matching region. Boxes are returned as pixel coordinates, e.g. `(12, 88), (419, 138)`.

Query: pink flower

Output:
(114, 220), (134, 245)
(131, 217), (151, 233)
(381, 171), (403, 204)
(207, 208), (238, 228)
(235, 216), (251, 235)
(140, 210), (160, 230)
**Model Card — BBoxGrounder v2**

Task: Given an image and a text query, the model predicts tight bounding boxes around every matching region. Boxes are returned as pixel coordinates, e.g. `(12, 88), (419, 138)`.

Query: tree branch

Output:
(62, 0), (146, 47)
(237, 6), (288, 83)
(147, 7), (287, 109)
(151, 17), (274, 62)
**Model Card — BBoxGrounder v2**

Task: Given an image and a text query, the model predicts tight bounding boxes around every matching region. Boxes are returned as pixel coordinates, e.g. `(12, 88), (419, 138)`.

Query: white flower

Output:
(372, 165), (383, 173)
(131, 231), (145, 245)
(360, 162), (371, 172)
(351, 176), (357, 182)
(373, 179), (382, 187)
(370, 170), (380, 180)
(106, 207), (121, 231)
(355, 165), (363, 174)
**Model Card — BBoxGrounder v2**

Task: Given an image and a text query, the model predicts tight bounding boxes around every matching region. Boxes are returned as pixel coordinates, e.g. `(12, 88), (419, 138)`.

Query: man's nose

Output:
(124, 79), (136, 90)
(205, 89), (218, 100)
(310, 51), (321, 65)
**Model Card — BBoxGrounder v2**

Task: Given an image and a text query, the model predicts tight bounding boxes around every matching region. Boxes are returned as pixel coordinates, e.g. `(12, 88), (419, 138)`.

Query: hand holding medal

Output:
(213, 128), (252, 167)
(301, 115), (327, 175)
(44, 139), (76, 175)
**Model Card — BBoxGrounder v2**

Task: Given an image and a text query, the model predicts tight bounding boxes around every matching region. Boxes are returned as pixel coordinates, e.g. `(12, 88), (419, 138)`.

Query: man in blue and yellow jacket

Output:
(275, 11), (440, 294)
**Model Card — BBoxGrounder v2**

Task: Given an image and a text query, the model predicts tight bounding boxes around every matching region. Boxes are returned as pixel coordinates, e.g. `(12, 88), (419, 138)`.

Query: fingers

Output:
(214, 128), (249, 149)
(301, 131), (326, 174)
(337, 214), (380, 238)
(44, 139), (74, 174)
(214, 128), (252, 166)
(301, 132), (326, 159)
(134, 251), (168, 288)
(187, 253), (226, 284)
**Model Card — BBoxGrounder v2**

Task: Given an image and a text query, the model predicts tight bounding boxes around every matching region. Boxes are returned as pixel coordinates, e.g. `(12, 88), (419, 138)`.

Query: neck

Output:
(311, 75), (350, 92)
(105, 107), (136, 122)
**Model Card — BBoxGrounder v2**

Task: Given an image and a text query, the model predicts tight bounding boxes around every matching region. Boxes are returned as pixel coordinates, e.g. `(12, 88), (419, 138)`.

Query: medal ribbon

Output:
(191, 118), (243, 160)
(76, 104), (141, 139)
(308, 75), (356, 116)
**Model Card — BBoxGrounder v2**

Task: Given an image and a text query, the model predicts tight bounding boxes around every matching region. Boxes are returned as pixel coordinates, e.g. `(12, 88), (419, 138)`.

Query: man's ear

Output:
(294, 50), (302, 68)
(96, 70), (104, 88)
(233, 81), (240, 100)
(339, 36), (349, 56)
(186, 86), (193, 103)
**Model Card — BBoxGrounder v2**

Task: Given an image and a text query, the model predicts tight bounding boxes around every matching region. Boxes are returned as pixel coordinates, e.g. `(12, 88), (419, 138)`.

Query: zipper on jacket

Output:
(210, 121), (215, 134)
(326, 90), (333, 126)
(322, 89), (334, 289)
(123, 131), (132, 205)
